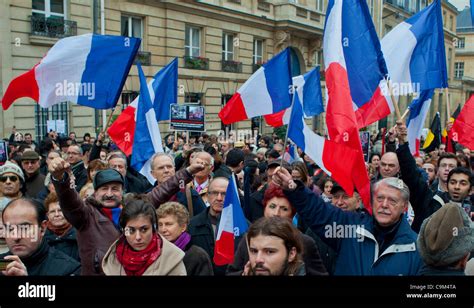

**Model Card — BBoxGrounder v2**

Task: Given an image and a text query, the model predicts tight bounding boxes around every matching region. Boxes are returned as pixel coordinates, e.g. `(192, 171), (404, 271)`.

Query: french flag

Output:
(218, 48), (292, 124)
(406, 90), (434, 156)
(108, 58), (178, 156)
(324, 0), (382, 211)
(2, 33), (140, 110)
(213, 174), (248, 266)
(264, 67), (325, 127)
(324, 0), (393, 130)
(381, 0), (448, 94)
(284, 93), (361, 201)
(130, 62), (164, 185)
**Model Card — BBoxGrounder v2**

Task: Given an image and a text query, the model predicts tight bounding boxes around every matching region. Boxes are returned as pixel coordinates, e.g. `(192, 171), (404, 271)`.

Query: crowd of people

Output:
(0, 122), (473, 276)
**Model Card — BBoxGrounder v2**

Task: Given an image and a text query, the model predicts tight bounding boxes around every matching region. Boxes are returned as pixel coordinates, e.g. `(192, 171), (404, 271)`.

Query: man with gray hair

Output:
(149, 153), (206, 217)
(272, 167), (423, 275)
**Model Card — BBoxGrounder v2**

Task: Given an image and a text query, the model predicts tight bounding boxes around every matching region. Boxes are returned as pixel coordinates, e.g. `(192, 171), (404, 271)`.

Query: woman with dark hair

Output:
(291, 161), (319, 195)
(317, 176), (334, 203)
(82, 133), (92, 145)
(369, 153), (381, 177)
(227, 184), (328, 276)
(156, 202), (213, 276)
(102, 195), (186, 276)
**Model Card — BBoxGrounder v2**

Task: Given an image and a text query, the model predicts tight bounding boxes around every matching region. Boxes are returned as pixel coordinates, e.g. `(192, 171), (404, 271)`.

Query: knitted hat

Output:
(93, 169), (124, 190)
(418, 203), (474, 267)
(0, 162), (25, 182)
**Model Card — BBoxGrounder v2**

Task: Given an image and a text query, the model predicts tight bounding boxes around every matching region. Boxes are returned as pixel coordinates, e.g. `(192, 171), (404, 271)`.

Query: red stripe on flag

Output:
(107, 106), (136, 156)
(264, 109), (286, 127)
(213, 231), (235, 266)
(322, 140), (356, 196)
(218, 93), (248, 125)
(325, 63), (372, 215)
(355, 87), (391, 129)
(2, 67), (39, 110)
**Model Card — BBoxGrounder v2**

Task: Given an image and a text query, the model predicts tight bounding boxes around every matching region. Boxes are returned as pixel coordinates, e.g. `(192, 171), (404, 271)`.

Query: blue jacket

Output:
(285, 184), (423, 276)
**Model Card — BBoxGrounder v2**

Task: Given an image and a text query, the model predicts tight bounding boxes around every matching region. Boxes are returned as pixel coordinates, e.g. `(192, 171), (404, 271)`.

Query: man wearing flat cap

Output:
(20, 150), (45, 198)
(418, 203), (474, 276)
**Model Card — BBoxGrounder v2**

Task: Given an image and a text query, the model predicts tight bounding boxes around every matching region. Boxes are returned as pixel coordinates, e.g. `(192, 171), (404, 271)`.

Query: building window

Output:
(121, 15), (143, 47)
(185, 26), (201, 57)
(222, 33), (235, 61)
(448, 48), (452, 79)
(367, 0), (374, 17)
(313, 50), (323, 67)
(450, 15), (453, 31)
(121, 91), (139, 110)
(455, 62), (464, 79)
(32, 0), (66, 19)
(35, 102), (69, 142)
(253, 39), (264, 64)
(31, 0), (76, 38)
(185, 92), (203, 105)
(457, 38), (465, 49)
(315, 0), (324, 12)
(384, 25), (393, 36)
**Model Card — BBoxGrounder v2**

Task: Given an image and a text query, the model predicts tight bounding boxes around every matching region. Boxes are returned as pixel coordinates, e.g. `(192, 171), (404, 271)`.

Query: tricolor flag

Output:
(108, 58), (178, 156)
(264, 67), (325, 127)
(406, 89), (434, 156)
(2, 33), (140, 110)
(381, 0), (448, 95)
(218, 48), (292, 124)
(324, 0), (393, 130)
(422, 112), (442, 153)
(213, 174), (248, 266)
(324, 0), (381, 211)
(284, 92), (363, 201)
(130, 62), (164, 185)
(450, 95), (474, 151)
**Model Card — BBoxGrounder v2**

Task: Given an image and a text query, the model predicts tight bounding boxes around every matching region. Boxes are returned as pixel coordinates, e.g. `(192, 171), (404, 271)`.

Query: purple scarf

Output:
(173, 232), (191, 251)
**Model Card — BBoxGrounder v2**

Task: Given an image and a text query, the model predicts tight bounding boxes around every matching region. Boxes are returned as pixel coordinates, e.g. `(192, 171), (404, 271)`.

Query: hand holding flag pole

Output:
(281, 84), (297, 168)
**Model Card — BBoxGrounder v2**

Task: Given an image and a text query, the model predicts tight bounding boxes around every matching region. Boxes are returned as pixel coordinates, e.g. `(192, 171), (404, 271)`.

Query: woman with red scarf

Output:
(102, 196), (186, 276)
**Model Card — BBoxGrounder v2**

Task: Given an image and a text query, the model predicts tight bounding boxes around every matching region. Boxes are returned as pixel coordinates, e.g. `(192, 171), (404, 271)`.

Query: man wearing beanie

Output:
(20, 150), (45, 198)
(0, 162), (25, 210)
(418, 203), (474, 275)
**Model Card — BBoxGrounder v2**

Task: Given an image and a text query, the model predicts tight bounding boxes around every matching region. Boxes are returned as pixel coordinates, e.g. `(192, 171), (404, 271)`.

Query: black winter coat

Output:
(0, 238), (81, 276)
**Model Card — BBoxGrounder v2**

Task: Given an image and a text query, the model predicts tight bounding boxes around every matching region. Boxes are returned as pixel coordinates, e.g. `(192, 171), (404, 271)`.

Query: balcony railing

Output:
(252, 63), (263, 72)
(135, 51), (151, 66)
(221, 60), (242, 73)
(30, 15), (77, 38)
(184, 56), (209, 70)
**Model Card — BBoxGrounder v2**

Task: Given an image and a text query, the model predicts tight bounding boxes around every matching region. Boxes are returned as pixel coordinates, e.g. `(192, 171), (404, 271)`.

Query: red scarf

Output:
(115, 234), (162, 276)
(47, 221), (73, 237)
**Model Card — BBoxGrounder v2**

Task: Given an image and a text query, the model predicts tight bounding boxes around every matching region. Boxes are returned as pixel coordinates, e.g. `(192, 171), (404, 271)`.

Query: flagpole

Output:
(386, 77), (402, 121)
(104, 107), (116, 131)
(445, 87), (451, 124)
(390, 108), (410, 130)
(281, 85), (297, 168)
(100, 0), (107, 130)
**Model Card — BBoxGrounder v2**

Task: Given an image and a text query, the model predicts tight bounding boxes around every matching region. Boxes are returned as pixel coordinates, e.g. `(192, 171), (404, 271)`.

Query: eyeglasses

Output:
(0, 175), (19, 183)
(209, 191), (226, 197)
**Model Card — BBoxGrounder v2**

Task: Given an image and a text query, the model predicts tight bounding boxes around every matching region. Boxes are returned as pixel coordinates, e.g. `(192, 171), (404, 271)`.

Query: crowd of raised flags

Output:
(1, 0), (474, 267)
